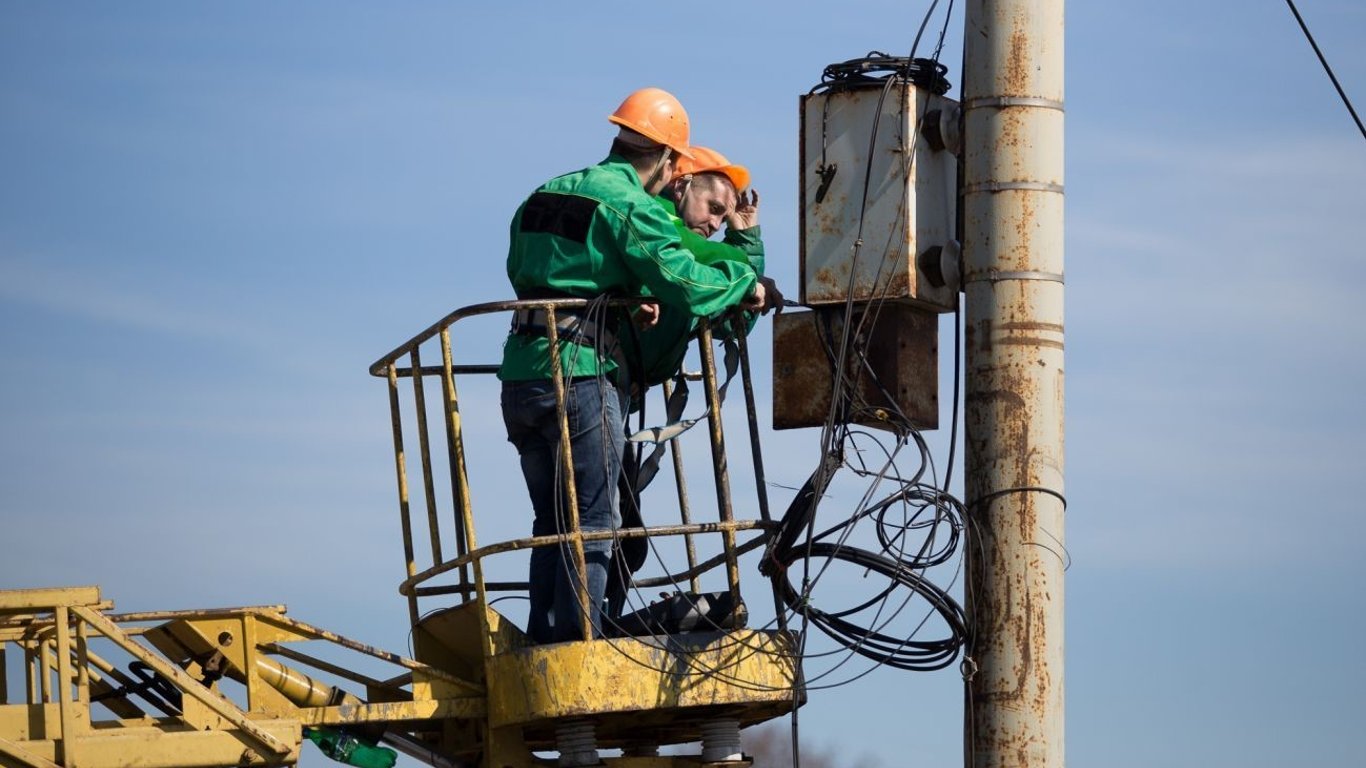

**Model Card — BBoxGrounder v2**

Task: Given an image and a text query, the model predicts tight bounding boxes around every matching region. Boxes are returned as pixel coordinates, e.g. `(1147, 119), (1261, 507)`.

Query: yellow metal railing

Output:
(369, 299), (777, 641)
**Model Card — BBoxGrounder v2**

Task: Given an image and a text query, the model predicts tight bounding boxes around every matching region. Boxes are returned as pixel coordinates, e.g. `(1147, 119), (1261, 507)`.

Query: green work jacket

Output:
(499, 155), (758, 381)
(630, 197), (766, 386)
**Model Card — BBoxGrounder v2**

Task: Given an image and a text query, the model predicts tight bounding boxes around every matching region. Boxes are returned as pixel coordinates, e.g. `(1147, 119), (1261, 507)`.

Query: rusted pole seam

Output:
(963, 96), (1065, 111)
(963, 181), (1064, 194)
(964, 270), (1066, 285)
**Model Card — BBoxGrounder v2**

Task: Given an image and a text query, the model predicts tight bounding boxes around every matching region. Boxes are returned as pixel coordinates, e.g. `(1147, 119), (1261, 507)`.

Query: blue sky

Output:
(2, 2), (1364, 766)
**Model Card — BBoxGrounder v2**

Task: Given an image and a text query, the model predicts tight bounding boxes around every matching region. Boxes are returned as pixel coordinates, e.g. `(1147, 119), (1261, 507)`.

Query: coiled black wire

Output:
(812, 51), (951, 96)
(772, 540), (966, 672)
(762, 424), (970, 674)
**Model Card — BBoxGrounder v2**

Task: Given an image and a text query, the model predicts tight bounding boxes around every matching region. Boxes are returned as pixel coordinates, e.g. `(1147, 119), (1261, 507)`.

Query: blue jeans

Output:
(502, 377), (625, 643)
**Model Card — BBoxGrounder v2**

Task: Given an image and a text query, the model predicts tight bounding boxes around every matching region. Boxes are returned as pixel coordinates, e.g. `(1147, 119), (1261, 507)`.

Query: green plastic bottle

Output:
(303, 727), (397, 768)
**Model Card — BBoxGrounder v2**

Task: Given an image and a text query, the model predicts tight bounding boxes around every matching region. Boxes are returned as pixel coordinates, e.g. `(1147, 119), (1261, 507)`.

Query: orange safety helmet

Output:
(608, 87), (694, 159)
(675, 146), (751, 193)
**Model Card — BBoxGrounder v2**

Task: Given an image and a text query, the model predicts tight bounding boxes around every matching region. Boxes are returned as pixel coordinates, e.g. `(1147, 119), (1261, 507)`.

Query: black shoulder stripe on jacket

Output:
(519, 192), (599, 244)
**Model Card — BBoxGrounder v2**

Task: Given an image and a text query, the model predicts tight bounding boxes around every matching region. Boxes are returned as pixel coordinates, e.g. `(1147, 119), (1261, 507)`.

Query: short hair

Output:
(664, 171), (734, 204)
(688, 171), (735, 197)
(611, 129), (671, 164)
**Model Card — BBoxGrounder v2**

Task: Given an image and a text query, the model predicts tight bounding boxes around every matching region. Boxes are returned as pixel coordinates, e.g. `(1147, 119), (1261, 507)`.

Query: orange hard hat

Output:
(675, 146), (750, 193)
(608, 87), (694, 159)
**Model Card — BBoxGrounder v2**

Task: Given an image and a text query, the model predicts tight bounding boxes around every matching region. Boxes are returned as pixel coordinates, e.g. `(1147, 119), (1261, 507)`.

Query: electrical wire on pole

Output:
(1284, 0), (1366, 142)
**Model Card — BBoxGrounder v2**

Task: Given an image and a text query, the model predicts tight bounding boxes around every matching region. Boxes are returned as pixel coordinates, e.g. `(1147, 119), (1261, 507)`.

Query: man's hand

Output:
(726, 188), (760, 231)
(741, 278), (767, 312)
(757, 276), (784, 314)
(634, 301), (660, 329)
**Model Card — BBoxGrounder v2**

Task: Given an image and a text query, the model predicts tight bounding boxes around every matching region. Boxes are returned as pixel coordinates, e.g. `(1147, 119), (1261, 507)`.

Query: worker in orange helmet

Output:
(499, 88), (770, 646)
(667, 145), (753, 238)
(627, 145), (784, 386)
(602, 145), (785, 620)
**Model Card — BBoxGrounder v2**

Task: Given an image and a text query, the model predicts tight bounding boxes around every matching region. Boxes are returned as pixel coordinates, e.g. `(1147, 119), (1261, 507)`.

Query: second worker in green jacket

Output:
(628, 145), (772, 388)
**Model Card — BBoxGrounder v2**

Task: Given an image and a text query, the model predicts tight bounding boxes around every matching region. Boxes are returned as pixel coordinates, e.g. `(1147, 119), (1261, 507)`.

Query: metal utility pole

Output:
(961, 0), (1066, 766)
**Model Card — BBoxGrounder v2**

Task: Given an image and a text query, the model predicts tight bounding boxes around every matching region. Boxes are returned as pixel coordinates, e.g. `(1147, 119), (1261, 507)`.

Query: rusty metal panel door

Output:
(799, 85), (959, 311)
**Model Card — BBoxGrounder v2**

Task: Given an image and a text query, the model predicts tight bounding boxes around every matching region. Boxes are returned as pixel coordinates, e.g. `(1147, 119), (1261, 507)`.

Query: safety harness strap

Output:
(510, 307), (617, 351)
(628, 337), (740, 491)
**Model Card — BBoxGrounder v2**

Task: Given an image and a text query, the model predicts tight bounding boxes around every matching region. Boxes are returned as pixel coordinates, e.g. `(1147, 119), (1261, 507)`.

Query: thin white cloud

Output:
(0, 251), (261, 345)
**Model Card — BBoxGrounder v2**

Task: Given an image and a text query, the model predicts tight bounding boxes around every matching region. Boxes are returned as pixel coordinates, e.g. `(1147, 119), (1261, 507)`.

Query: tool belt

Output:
(510, 307), (618, 352)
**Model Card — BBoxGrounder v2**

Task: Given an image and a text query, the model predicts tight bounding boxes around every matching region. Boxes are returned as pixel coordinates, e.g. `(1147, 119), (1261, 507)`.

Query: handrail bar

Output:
(411, 531), (770, 597)
(398, 519), (777, 597)
(368, 297), (654, 377)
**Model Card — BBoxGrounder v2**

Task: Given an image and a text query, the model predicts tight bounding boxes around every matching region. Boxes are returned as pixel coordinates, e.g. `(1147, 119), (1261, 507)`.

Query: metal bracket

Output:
(963, 181), (1064, 194)
(963, 96), (1065, 112)
(814, 164), (838, 204)
(965, 270), (1065, 285)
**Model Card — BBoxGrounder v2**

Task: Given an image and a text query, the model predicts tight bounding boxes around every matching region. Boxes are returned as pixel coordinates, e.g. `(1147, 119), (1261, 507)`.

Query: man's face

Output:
(675, 175), (737, 238)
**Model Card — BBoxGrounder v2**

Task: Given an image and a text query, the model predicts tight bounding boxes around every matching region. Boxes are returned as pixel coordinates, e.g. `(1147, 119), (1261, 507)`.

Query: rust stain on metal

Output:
(1016, 589), (1034, 704)
(997, 321), (1063, 334)
(997, 337), (1064, 350)
(1016, 195), (1035, 260)
(1002, 109), (1025, 151)
(1006, 19), (1031, 94)
(1029, 578), (1053, 716)
(812, 265), (839, 293)
(772, 306), (938, 431)
(973, 318), (993, 352)
(996, 369), (1036, 463)
(813, 194), (848, 235)
(1055, 369), (1066, 447)
(973, 388), (1026, 412)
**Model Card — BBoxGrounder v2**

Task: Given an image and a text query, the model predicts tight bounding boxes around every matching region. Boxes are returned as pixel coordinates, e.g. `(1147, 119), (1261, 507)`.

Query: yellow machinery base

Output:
(1, 587), (803, 768)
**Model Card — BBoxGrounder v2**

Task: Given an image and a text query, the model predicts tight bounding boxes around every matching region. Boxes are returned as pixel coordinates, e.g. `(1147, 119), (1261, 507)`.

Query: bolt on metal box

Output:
(772, 304), (938, 432)
(800, 83), (960, 311)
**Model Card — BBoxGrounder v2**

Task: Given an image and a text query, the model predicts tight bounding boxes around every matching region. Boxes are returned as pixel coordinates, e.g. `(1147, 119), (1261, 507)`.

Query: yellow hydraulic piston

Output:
(144, 618), (363, 710)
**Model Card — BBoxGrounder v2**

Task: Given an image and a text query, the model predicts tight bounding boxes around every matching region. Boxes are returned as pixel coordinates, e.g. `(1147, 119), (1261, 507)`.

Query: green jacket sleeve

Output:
(676, 223), (765, 278)
(610, 196), (757, 317)
(721, 225), (764, 276)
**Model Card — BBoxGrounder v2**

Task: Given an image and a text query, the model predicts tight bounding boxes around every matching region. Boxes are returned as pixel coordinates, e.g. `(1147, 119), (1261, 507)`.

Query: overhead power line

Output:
(1284, 0), (1366, 142)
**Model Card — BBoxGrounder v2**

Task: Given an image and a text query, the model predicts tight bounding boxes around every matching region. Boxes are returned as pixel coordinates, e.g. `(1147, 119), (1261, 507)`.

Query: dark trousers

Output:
(501, 377), (625, 643)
